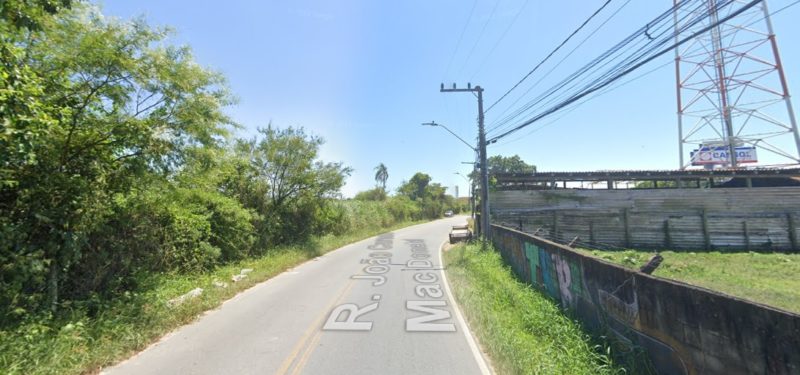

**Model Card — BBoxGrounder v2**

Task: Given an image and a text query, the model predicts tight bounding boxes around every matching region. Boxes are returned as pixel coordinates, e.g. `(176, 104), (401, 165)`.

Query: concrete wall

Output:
(491, 187), (800, 250)
(490, 224), (800, 375)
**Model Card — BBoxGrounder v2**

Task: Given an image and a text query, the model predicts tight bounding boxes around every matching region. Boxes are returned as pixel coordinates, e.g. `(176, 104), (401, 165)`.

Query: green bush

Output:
(179, 188), (255, 263)
(385, 195), (421, 221)
(58, 186), (254, 307)
(354, 188), (387, 201)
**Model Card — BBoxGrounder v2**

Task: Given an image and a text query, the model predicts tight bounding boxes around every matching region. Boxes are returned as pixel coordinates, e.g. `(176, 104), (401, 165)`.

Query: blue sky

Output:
(98, 0), (800, 198)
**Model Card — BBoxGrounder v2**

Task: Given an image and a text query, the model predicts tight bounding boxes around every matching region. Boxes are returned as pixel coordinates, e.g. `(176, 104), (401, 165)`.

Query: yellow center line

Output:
(275, 279), (357, 375)
(288, 324), (325, 375)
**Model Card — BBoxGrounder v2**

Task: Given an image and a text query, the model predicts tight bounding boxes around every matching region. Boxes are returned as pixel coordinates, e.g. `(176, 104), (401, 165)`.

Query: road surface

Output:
(105, 216), (490, 375)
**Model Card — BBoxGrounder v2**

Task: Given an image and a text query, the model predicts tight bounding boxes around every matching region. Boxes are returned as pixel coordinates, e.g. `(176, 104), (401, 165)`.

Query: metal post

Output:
(707, 0), (738, 167)
(673, 0), (686, 168)
(762, 0), (800, 160)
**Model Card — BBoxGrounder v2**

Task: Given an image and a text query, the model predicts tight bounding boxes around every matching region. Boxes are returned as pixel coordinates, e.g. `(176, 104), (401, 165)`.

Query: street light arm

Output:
(454, 172), (470, 183)
(421, 122), (477, 152)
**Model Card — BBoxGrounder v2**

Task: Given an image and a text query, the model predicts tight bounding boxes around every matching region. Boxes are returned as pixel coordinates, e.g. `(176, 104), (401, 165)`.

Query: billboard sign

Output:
(690, 146), (758, 165)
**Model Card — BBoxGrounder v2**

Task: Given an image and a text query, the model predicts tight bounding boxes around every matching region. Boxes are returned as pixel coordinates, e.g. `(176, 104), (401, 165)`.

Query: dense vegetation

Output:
(0, 1), (460, 328)
(0, 220), (424, 375)
(444, 243), (640, 375)
(354, 170), (468, 219)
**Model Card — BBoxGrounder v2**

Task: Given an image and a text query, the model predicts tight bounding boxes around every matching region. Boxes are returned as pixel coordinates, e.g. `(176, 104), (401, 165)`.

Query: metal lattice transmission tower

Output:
(673, 0), (800, 168)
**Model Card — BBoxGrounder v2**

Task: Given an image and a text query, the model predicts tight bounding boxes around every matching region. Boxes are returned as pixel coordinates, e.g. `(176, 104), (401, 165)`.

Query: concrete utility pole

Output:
(440, 83), (490, 240)
(454, 171), (473, 219)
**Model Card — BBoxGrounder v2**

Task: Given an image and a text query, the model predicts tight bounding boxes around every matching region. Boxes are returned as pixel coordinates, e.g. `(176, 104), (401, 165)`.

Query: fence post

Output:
(664, 219), (672, 249)
(701, 209), (710, 250)
(552, 210), (559, 240)
(788, 213), (797, 251)
(623, 208), (631, 248)
(743, 221), (750, 251)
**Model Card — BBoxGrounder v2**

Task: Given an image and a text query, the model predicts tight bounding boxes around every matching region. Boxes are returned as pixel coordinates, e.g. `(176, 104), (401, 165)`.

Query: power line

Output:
(469, 0), (531, 81)
(443, 0), (479, 81)
(490, 0), (725, 141)
(489, 0), (712, 138)
(486, 0), (634, 136)
(742, 0), (800, 28)
(489, 0), (763, 143)
(457, 0), (502, 77)
(494, 59), (674, 146)
(485, 0), (614, 113)
(488, 0), (697, 136)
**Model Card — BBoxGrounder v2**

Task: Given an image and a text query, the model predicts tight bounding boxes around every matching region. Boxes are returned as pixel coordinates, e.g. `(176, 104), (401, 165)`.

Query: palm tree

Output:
(374, 163), (388, 191)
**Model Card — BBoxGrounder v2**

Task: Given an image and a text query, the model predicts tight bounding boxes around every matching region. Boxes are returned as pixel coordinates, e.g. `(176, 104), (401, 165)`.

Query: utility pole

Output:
(441, 83), (490, 241)
(455, 171), (473, 219)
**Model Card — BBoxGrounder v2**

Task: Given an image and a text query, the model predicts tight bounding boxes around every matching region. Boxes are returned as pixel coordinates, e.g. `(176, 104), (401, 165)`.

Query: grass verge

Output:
(443, 242), (626, 375)
(0, 220), (426, 375)
(579, 249), (800, 314)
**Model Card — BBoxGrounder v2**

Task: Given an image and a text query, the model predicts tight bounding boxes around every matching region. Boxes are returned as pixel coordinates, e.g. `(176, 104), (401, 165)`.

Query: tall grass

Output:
(581, 248), (800, 314)
(444, 243), (625, 375)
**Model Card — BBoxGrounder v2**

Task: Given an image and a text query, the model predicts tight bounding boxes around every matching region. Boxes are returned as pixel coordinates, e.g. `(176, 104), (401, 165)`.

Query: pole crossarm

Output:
(440, 83), (490, 240)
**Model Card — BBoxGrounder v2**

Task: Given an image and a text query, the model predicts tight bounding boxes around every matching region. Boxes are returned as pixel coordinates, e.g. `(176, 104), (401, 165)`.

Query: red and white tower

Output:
(673, 0), (800, 168)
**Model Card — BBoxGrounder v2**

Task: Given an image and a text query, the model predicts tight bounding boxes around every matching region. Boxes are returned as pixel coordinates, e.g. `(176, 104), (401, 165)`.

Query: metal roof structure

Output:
(493, 168), (800, 189)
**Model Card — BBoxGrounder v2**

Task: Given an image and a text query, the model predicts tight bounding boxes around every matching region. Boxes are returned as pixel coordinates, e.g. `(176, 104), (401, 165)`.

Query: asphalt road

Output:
(105, 216), (491, 375)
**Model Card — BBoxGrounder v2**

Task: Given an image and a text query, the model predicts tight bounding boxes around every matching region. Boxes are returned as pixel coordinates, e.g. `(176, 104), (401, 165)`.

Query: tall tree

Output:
(0, 4), (234, 315)
(469, 155), (537, 190)
(374, 163), (388, 191)
(398, 172), (432, 201)
(236, 126), (352, 244)
(487, 155), (537, 174)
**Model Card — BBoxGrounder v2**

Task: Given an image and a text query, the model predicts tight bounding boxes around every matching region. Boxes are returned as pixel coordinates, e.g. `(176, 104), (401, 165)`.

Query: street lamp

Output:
(421, 121), (481, 229)
(421, 121), (477, 152)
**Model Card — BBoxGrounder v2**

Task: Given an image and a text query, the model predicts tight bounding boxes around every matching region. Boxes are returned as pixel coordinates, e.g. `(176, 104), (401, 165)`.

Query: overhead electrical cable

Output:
(470, 0), (531, 81)
(457, 0), (502, 76)
(513, 0), (720, 121)
(742, 0), (800, 28)
(520, 4), (689, 118)
(494, 58), (675, 146)
(484, 0), (614, 113)
(488, 0), (715, 135)
(486, 0), (634, 135)
(443, 0), (480, 81)
(487, 0), (705, 135)
(490, 0), (731, 140)
(488, 0), (764, 143)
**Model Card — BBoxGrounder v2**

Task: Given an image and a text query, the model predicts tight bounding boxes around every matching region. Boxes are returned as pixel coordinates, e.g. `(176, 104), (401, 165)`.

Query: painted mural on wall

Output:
(490, 225), (800, 375)
(523, 242), (584, 310)
(493, 230), (687, 374)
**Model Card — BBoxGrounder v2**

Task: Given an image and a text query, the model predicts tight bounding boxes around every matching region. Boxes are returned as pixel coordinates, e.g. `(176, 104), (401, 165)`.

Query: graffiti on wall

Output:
(521, 240), (584, 310)
(497, 231), (531, 282)
(598, 289), (639, 325)
(492, 227), (696, 375)
(495, 230), (640, 327)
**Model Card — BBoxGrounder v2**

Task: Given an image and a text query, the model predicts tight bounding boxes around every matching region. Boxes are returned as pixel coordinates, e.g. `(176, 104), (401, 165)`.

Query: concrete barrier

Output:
(490, 224), (800, 375)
